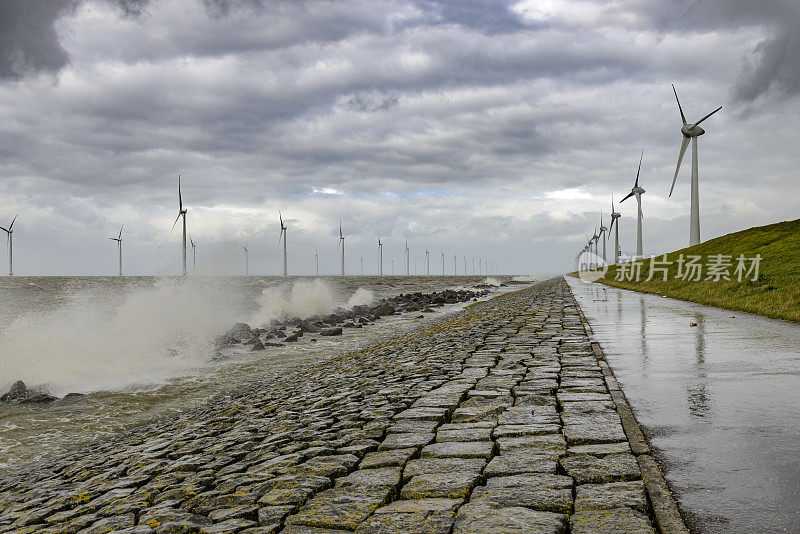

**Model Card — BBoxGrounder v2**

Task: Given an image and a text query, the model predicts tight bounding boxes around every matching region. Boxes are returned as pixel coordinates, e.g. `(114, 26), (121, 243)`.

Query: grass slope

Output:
(596, 218), (800, 323)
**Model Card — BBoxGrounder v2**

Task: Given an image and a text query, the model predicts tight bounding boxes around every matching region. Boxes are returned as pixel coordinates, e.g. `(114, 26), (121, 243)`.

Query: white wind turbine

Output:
(591, 225), (599, 266)
(453, 255), (457, 275)
(109, 225), (123, 276)
(0, 215), (15, 276)
(620, 151), (645, 258)
(425, 245), (430, 276)
(609, 196), (621, 264)
(377, 238), (383, 276)
(669, 84), (722, 246)
(405, 238), (410, 276)
(441, 251), (445, 275)
(243, 243), (249, 276)
(338, 223), (345, 276)
(190, 236), (196, 274)
(170, 175), (188, 276)
(315, 248), (319, 276)
(598, 214), (607, 265)
(279, 213), (288, 276)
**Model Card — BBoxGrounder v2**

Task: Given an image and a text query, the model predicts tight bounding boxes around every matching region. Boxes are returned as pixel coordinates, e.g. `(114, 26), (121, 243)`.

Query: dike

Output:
(0, 278), (683, 534)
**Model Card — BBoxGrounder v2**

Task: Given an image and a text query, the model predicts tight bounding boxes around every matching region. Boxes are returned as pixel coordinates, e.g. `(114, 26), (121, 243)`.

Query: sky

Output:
(0, 0), (798, 276)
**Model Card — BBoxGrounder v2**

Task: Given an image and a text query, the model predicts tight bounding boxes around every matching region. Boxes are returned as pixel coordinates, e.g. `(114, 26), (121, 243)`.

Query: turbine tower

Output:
(425, 246), (430, 276)
(243, 243), (249, 276)
(669, 84), (722, 246)
(378, 238), (383, 276)
(453, 255), (457, 275)
(315, 248), (319, 276)
(599, 214), (607, 264)
(609, 196), (621, 264)
(621, 151), (645, 258)
(170, 175), (188, 277)
(109, 225), (123, 276)
(441, 251), (445, 275)
(279, 213), (288, 276)
(463, 255), (467, 276)
(338, 223), (345, 276)
(591, 225), (599, 265)
(190, 236), (196, 274)
(360, 251), (364, 276)
(0, 215), (15, 276)
(405, 238), (410, 276)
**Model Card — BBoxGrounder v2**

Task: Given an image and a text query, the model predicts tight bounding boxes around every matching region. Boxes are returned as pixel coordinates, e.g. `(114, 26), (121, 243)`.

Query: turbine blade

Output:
(670, 137), (691, 196)
(118, 225), (123, 240)
(9, 215), (17, 230)
(620, 191), (634, 203)
(693, 105), (722, 127)
(672, 84), (687, 124)
(178, 175), (183, 211)
(634, 150), (643, 187)
(609, 217), (615, 231)
(169, 213), (181, 236)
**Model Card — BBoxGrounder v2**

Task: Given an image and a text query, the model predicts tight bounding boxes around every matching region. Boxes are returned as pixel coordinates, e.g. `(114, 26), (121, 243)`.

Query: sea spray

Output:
(347, 287), (375, 307)
(482, 277), (501, 286)
(249, 279), (334, 326)
(0, 278), (237, 396)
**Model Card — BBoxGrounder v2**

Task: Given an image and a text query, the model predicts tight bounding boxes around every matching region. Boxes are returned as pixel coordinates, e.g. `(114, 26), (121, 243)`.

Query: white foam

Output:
(347, 287), (375, 307)
(249, 279), (333, 326)
(0, 278), (237, 396)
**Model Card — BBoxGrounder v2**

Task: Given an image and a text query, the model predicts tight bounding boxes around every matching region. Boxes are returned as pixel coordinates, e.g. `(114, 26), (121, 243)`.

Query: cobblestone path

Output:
(0, 279), (663, 533)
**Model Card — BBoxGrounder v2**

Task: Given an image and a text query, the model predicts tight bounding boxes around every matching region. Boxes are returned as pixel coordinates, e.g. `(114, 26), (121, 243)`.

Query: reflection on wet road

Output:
(567, 278), (800, 534)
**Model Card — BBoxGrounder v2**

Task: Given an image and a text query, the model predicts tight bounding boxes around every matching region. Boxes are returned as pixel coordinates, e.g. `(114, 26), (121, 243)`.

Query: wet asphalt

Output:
(567, 277), (800, 534)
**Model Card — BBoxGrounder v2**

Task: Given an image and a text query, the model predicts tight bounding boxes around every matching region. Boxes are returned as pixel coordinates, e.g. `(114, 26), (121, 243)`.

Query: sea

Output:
(0, 274), (538, 473)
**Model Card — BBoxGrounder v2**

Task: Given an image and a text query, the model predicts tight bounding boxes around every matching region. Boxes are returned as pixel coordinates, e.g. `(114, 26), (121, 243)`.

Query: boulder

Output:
(320, 327), (343, 337)
(20, 393), (58, 404)
(1, 380), (27, 402)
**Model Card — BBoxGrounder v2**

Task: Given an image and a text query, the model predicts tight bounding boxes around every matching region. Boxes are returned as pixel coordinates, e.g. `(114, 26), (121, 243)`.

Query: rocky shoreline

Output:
(1, 286), (495, 406)
(0, 279), (664, 533)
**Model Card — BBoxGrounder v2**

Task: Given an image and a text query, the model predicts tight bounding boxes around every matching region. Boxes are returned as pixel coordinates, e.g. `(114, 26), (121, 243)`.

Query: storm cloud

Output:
(0, 0), (798, 275)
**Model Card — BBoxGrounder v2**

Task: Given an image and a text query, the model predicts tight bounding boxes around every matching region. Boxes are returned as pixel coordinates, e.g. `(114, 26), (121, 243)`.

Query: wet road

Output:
(567, 277), (800, 534)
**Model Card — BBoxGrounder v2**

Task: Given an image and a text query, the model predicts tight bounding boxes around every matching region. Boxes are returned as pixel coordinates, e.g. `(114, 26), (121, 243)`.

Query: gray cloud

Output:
(0, 0), (75, 79)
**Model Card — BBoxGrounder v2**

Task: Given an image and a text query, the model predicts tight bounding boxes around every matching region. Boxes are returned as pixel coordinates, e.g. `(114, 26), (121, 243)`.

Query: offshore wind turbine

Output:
(377, 238), (383, 276)
(279, 213), (288, 276)
(243, 243), (249, 276)
(425, 245), (430, 276)
(620, 151), (645, 258)
(170, 175), (188, 276)
(669, 84), (722, 246)
(190, 236), (196, 274)
(338, 223), (345, 276)
(109, 225), (123, 276)
(0, 215), (15, 276)
(609, 196), (621, 264)
(405, 238), (410, 276)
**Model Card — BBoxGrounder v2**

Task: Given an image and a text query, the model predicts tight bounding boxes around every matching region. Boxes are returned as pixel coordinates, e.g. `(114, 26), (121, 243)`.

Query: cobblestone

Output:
(0, 279), (659, 533)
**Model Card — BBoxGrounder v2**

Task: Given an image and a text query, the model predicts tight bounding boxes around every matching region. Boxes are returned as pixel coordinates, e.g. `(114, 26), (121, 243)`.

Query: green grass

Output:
(590, 218), (800, 323)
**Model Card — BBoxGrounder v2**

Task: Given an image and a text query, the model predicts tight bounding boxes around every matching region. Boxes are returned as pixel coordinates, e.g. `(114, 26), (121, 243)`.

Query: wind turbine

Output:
(669, 84), (722, 246)
(441, 251), (445, 275)
(190, 236), (196, 274)
(338, 223), (345, 276)
(243, 243), (249, 276)
(405, 238), (410, 276)
(472, 257), (475, 275)
(425, 245), (430, 276)
(315, 248), (319, 276)
(591, 225), (599, 265)
(620, 151), (645, 258)
(0, 215), (15, 276)
(109, 225), (123, 276)
(377, 238), (383, 276)
(279, 213), (288, 276)
(170, 175), (188, 277)
(609, 196), (621, 264)
(360, 251), (364, 276)
(598, 214), (607, 265)
(463, 255), (467, 275)
(453, 255), (457, 275)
